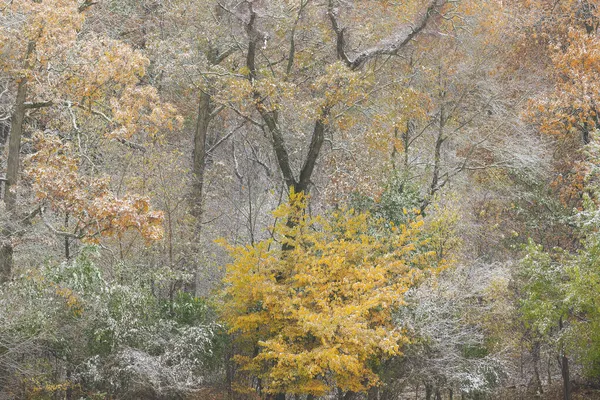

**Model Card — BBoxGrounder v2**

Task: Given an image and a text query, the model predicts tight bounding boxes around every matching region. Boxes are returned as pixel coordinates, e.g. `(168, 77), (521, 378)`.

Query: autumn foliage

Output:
(25, 133), (164, 242)
(4, 0), (600, 398)
(221, 192), (445, 396)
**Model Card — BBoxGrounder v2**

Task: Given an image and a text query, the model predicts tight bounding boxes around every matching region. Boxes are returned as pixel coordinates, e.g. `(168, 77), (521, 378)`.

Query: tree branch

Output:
(114, 137), (147, 152)
(298, 107), (330, 192)
(23, 100), (53, 110)
(244, 1), (298, 190)
(40, 208), (84, 240)
(329, 0), (445, 70)
(78, 0), (97, 13)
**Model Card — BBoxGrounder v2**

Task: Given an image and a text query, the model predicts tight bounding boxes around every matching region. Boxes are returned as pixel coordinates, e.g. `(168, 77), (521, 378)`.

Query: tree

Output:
(25, 133), (164, 243)
(522, 0), (600, 211)
(0, 247), (225, 398)
(0, 0), (181, 278)
(394, 271), (505, 400)
(187, 0), (450, 200)
(0, 0), (83, 281)
(516, 240), (572, 400)
(221, 191), (446, 397)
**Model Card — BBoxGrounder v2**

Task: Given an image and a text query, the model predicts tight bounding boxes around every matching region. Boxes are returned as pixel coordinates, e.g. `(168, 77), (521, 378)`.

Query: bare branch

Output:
(23, 100), (53, 109)
(207, 120), (246, 154)
(40, 207), (84, 240)
(329, 0), (445, 70)
(78, 0), (97, 13)
(114, 137), (147, 152)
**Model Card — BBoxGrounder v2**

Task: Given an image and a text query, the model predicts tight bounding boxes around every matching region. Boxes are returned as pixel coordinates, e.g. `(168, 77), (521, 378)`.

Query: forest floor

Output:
(491, 383), (600, 400)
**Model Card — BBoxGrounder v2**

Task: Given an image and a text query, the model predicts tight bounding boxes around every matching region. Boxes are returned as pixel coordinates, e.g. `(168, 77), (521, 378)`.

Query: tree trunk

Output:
(191, 90), (211, 296)
(421, 96), (446, 213)
(192, 91), (211, 221)
(532, 341), (544, 394)
(343, 391), (356, 400)
(0, 77), (27, 283)
(65, 367), (72, 400)
(559, 316), (571, 400)
(225, 343), (234, 400)
(367, 386), (378, 400)
(548, 353), (553, 386)
(64, 213), (70, 260)
(561, 354), (571, 400)
(425, 384), (433, 400)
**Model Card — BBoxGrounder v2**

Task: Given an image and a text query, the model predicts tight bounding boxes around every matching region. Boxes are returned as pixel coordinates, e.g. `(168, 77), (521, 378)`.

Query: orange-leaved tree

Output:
(221, 192), (447, 398)
(0, 0), (182, 277)
(524, 1), (600, 210)
(25, 133), (164, 243)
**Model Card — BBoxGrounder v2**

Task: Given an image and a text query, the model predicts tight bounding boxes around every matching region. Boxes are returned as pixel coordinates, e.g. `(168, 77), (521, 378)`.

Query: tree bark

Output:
(367, 386), (378, 400)
(425, 384), (433, 400)
(244, 0), (445, 201)
(190, 45), (232, 295)
(191, 90), (211, 296)
(0, 77), (27, 283)
(560, 354), (571, 400)
(532, 341), (543, 394)
(343, 391), (356, 400)
(192, 90), (211, 222)
(421, 80), (447, 213)
(559, 316), (571, 400)
(548, 353), (553, 386)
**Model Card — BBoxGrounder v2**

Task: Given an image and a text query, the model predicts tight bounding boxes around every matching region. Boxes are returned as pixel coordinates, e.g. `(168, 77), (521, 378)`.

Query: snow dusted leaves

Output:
(25, 133), (164, 242)
(109, 86), (183, 141)
(531, 28), (600, 140)
(0, 0), (84, 73)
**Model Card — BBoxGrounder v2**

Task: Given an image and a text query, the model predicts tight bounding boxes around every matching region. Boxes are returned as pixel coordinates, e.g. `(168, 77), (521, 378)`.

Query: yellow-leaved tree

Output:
(221, 192), (447, 398)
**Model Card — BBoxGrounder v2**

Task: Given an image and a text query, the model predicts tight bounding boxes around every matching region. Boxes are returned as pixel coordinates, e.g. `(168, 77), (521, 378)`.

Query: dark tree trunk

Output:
(532, 341), (544, 394)
(559, 316), (571, 400)
(561, 354), (571, 400)
(367, 386), (378, 400)
(66, 368), (73, 400)
(225, 343), (234, 400)
(422, 96), (446, 213)
(64, 213), (70, 260)
(425, 384), (433, 400)
(0, 245), (13, 285)
(191, 89), (211, 296)
(548, 353), (553, 386)
(192, 90), (211, 222)
(1, 76), (27, 283)
(343, 391), (356, 400)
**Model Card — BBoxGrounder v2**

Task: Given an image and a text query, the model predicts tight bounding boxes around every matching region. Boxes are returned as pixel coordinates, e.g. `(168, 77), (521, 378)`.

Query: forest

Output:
(2, 0), (600, 399)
